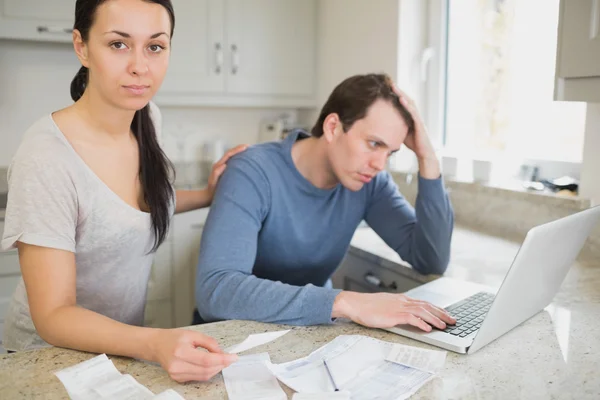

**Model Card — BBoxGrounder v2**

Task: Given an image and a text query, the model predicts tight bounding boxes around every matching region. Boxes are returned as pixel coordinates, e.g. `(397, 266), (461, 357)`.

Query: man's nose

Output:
(370, 151), (387, 171)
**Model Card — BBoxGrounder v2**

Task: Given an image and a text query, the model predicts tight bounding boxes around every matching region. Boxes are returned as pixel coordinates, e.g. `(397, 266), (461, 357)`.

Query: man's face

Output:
(326, 99), (408, 191)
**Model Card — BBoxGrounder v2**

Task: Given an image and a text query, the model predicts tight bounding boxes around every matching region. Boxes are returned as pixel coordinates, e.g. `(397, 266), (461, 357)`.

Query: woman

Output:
(1, 0), (244, 383)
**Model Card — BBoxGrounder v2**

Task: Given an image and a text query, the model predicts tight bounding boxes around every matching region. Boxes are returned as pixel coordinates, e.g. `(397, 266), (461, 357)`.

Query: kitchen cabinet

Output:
(0, 0), (316, 107)
(554, 0), (600, 102)
(224, 0), (316, 97)
(0, 217), (21, 347)
(159, 0), (225, 96)
(171, 208), (209, 328)
(144, 208), (209, 329)
(0, 0), (74, 43)
(332, 250), (422, 294)
(155, 0), (316, 107)
(144, 232), (174, 329)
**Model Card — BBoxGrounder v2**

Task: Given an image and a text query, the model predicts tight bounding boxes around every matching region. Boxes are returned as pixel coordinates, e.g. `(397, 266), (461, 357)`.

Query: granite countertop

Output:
(349, 224), (523, 288)
(1, 226), (599, 399)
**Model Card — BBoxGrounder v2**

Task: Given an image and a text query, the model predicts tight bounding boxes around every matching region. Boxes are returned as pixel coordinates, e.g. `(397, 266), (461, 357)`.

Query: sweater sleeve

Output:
(364, 172), (454, 275)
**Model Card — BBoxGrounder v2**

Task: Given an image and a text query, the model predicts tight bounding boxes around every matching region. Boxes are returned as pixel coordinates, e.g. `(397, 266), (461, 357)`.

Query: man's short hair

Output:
(311, 73), (415, 138)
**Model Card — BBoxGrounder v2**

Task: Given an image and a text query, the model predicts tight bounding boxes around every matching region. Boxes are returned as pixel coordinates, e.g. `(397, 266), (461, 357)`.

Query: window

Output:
(394, 0), (587, 184)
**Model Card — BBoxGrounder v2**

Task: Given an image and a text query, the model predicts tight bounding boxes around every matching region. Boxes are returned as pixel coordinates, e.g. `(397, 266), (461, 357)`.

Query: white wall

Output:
(313, 0), (401, 109)
(0, 39), (296, 167)
(299, 0), (426, 170)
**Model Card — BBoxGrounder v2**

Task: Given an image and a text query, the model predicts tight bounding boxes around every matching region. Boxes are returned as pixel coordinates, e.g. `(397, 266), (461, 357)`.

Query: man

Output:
(195, 74), (456, 332)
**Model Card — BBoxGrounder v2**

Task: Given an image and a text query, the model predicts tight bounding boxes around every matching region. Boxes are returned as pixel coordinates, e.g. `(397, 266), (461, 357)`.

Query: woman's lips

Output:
(123, 85), (150, 95)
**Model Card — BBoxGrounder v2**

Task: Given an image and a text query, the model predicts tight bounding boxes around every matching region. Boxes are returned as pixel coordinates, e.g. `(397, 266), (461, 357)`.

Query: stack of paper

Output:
(267, 335), (446, 400)
(54, 354), (185, 400)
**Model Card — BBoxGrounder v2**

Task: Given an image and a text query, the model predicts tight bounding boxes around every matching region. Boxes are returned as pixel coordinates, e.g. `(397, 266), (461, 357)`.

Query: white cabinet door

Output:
(0, 0), (74, 43)
(556, 0), (600, 79)
(158, 0), (225, 97)
(554, 0), (600, 101)
(0, 249), (20, 344)
(172, 208), (209, 328)
(144, 300), (173, 329)
(225, 0), (316, 97)
(146, 241), (172, 303)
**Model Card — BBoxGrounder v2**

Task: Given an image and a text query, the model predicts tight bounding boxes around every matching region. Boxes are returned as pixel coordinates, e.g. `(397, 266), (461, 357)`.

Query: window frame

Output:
(394, 0), (583, 184)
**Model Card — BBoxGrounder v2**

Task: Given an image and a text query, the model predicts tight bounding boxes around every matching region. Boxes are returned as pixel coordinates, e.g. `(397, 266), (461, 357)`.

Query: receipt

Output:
(225, 329), (291, 354)
(92, 374), (154, 399)
(54, 354), (187, 399)
(343, 361), (433, 400)
(55, 354), (125, 399)
(385, 343), (447, 374)
(222, 353), (286, 400)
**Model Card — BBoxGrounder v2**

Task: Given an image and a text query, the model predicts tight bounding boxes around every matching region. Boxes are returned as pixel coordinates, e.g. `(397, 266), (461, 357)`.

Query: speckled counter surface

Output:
(1, 226), (599, 399)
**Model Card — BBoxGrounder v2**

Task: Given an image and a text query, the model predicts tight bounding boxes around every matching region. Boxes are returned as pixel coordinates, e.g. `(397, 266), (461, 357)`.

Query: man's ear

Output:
(73, 29), (90, 68)
(322, 114), (341, 143)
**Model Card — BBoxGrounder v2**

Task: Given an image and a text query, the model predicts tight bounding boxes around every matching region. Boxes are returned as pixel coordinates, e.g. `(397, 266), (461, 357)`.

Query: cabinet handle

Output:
(214, 42), (223, 74)
(364, 272), (398, 291)
(37, 26), (73, 35)
(591, 0), (600, 40)
(231, 44), (239, 75)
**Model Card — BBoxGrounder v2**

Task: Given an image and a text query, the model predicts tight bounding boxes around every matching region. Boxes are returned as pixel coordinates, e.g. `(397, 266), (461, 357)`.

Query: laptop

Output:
(384, 205), (600, 354)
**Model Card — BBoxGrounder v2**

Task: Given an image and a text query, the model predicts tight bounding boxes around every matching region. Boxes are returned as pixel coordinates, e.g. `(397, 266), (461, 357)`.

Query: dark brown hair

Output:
(71, 0), (175, 252)
(311, 73), (415, 138)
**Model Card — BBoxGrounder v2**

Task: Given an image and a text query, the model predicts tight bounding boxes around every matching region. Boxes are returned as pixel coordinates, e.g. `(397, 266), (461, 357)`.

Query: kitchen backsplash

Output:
(158, 107), (298, 165)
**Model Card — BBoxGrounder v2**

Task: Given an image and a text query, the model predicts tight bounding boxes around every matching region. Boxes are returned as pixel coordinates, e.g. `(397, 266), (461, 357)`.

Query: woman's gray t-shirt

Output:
(1, 107), (171, 351)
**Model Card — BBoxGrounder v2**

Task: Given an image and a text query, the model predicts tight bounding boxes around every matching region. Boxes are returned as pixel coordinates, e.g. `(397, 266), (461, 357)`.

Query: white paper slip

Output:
(222, 352), (286, 400)
(292, 391), (351, 399)
(225, 329), (291, 354)
(92, 374), (154, 399)
(385, 343), (447, 374)
(54, 354), (124, 399)
(153, 389), (187, 399)
(54, 354), (187, 400)
(343, 361), (433, 400)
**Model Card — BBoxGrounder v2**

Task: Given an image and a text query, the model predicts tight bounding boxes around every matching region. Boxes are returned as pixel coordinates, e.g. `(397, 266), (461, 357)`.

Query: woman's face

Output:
(75, 0), (172, 110)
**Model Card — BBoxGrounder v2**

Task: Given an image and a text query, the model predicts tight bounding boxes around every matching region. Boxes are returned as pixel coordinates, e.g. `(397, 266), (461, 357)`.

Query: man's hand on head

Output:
(392, 86), (441, 179)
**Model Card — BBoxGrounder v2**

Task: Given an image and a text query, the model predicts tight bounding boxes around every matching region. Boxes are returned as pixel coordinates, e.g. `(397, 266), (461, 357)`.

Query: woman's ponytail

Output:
(70, 65), (88, 101)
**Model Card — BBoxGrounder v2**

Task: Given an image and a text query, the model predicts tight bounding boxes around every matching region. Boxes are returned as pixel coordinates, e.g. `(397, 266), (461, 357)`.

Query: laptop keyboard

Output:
(441, 292), (495, 338)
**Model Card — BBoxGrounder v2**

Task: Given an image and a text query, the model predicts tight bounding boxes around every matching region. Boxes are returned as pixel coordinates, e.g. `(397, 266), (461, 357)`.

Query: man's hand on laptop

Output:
(332, 291), (456, 331)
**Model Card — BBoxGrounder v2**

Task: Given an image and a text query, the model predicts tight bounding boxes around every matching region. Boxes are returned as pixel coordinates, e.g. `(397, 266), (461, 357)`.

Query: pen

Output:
(323, 359), (339, 392)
